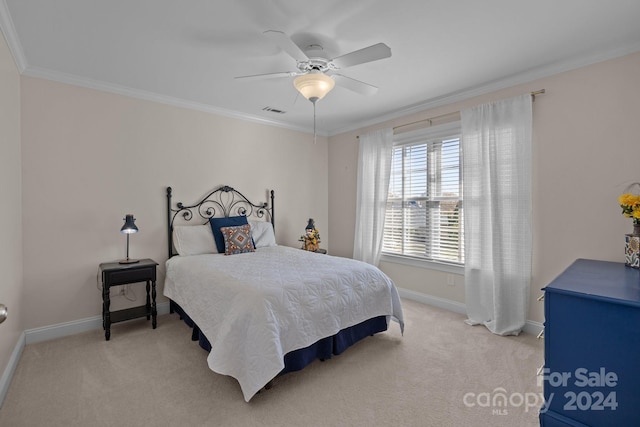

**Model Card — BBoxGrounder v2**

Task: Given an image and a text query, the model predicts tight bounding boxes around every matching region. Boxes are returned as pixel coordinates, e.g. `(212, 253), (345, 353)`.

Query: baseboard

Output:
(0, 332), (25, 409)
(24, 301), (171, 345)
(0, 302), (171, 408)
(397, 287), (544, 336)
(397, 287), (467, 314)
(522, 319), (544, 337)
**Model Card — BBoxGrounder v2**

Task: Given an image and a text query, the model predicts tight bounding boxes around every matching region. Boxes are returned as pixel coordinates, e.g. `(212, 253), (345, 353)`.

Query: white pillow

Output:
(249, 221), (277, 248)
(172, 224), (219, 256)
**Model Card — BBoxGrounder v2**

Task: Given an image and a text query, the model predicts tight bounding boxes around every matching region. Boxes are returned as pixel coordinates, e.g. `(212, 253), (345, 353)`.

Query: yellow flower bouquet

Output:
(620, 186), (640, 268)
(619, 193), (640, 225)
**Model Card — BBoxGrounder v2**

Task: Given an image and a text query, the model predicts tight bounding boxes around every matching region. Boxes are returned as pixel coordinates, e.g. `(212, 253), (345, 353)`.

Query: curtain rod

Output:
(357, 89), (545, 138)
(392, 111), (460, 132)
(393, 89), (545, 132)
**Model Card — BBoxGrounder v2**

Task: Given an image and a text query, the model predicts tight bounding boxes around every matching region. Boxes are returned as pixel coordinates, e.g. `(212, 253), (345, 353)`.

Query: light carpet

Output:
(0, 299), (543, 426)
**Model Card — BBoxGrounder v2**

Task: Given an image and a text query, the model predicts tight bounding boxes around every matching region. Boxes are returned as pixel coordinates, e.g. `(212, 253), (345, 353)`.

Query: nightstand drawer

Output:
(107, 265), (156, 285)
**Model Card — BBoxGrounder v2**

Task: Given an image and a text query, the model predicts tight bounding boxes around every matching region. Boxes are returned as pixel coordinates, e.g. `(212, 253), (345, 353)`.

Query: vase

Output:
(624, 223), (640, 268)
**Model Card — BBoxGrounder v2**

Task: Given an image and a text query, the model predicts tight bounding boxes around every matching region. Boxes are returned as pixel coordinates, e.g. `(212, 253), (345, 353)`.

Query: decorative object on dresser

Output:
(165, 185), (403, 402)
(300, 218), (321, 252)
(119, 214), (139, 264)
(99, 259), (158, 341)
(539, 259), (640, 426)
(618, 183), (640, 268)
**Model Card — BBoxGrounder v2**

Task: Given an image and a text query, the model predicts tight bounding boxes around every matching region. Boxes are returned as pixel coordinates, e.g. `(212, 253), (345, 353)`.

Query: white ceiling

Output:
(3, 0), (640, 136)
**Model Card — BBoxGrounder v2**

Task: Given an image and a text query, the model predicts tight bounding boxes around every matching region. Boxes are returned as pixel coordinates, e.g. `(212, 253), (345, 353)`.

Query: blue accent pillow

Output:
(209, 216), (249, 253)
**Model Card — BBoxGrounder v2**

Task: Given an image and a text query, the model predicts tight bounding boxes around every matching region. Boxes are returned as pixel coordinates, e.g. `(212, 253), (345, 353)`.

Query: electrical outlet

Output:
(446, 274), (455, 286)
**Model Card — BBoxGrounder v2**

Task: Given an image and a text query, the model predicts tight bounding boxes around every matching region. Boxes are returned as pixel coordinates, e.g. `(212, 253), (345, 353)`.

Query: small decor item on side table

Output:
(619, 186), (640, 268)
(300, 218), (321, 252)
(119, 214), (140, 264)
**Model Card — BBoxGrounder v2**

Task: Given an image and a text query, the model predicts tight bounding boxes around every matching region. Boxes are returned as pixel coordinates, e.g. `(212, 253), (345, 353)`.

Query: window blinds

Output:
(382, 122), (463, 265)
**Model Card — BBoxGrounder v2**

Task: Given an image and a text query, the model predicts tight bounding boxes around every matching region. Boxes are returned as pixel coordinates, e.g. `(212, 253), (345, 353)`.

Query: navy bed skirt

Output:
(169, 300), (388, 376)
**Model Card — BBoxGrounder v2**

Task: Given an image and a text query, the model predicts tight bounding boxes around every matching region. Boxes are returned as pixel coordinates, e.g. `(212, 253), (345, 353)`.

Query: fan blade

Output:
(331, 43), (391, 69)
(234, 71), (297, 81)
(263, 30), (308, 63)
(333, 74), (379, 96)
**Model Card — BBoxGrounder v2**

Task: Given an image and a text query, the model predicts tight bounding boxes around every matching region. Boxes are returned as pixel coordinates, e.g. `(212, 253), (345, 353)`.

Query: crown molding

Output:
(0, 0), (322, 137)
(0, 0), (27, 72)
(328, 41), (640, 137)
(4, 0), (639, 141)
(16, 37), (640, 140)
(22, 65), (327, 137)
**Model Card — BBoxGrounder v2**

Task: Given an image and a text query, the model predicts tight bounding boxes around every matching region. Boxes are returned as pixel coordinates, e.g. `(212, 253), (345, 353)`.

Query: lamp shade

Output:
(293, 72), (335, 102)
(120, 214), (138, 234)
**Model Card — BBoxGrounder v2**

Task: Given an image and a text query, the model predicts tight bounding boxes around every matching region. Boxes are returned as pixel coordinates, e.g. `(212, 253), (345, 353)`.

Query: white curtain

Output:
(461, 94), (532, 336)
(353, 128), (393, 266)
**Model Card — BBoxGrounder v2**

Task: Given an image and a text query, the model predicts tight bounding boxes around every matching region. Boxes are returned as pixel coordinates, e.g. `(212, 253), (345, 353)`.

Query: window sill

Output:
(380, 253), (464, 275)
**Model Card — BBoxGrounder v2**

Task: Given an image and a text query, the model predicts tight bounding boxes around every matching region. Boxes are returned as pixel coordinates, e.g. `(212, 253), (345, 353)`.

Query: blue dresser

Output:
(540, 259), (640, 426)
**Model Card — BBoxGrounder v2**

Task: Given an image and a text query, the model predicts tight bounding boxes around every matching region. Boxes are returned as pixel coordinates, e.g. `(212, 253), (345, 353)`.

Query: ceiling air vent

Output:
(262, 106), (286, 114)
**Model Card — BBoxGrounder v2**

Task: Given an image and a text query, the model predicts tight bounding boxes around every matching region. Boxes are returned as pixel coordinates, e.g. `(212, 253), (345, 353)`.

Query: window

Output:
(382, 122), (464, 266)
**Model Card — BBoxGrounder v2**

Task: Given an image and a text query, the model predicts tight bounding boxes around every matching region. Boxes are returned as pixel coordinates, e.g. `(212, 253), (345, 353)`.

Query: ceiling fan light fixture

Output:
(293, 72), (335, 103)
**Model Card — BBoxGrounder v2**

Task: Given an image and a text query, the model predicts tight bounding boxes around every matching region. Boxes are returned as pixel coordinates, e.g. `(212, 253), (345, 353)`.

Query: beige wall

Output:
(20, 77), (328, 329)
(0, 32), (23, 378)
(328, 51), (640, 324)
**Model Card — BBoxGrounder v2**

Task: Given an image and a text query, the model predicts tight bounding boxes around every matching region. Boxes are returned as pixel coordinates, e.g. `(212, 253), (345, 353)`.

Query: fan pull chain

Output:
(313, 101), (317, 144)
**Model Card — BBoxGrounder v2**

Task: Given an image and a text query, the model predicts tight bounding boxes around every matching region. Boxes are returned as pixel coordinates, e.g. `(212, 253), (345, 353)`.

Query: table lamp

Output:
(119, 214), (139, 264)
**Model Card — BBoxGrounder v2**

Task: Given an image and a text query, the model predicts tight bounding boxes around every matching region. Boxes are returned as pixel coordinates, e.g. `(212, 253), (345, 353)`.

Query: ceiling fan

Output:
(235, 30), (392, 101)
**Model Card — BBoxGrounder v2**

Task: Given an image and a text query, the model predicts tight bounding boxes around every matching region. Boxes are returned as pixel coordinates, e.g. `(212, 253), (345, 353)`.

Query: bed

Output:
(163, 185), (404, 402)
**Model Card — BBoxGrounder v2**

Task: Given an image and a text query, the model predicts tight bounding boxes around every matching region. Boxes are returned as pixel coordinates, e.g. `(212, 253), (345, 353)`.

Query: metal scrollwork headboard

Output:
(166, 185), (275, 258)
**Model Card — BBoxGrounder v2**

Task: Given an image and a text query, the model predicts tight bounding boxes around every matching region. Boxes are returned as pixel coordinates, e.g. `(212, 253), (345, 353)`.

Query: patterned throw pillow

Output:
(209, 215), (249, 253)
(220, 224), (255, 255)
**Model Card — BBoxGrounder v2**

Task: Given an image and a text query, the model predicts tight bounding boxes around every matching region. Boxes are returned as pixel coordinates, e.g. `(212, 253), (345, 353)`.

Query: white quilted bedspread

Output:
(164, 246), (404, 402)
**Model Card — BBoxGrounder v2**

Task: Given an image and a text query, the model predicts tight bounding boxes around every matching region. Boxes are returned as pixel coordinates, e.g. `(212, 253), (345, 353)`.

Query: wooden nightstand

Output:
(99, 258), (158, 341)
